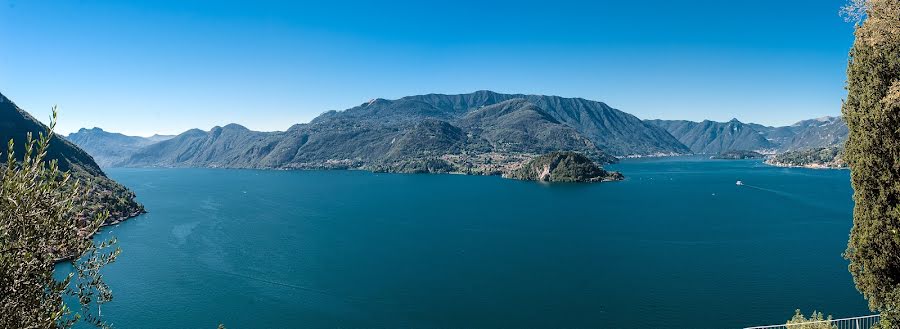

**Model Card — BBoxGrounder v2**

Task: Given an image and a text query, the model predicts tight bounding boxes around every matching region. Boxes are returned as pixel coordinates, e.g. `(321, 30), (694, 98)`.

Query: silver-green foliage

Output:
(785, 310), (836, 329)
(0, 107), (120, 328)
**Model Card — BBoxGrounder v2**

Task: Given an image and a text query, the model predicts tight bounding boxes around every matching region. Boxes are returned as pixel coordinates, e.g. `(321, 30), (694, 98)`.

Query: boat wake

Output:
(740, 183), (789, 196)
(206, 266), (399, 306)
(738, 183), (844, 214)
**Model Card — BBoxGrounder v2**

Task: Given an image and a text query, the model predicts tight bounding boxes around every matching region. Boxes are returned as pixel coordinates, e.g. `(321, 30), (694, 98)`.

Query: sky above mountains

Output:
(0, 0), (854, 136)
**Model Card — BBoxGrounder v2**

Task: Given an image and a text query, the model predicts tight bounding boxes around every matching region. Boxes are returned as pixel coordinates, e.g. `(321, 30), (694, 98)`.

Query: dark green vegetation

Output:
(118, 91), (689, 174)
(456, 99), (614, 161)
(504, 151), (622, 182)
(1, 108), (120, 328)
(710, 149), (765, 160)
(0, 92), (143, 224)
(842, 0), (900, 326)
(311, 92), (687, 156)
(647, 116), (847, 154)
(766, 147), (846, 168)
(66, 128), (172, 167)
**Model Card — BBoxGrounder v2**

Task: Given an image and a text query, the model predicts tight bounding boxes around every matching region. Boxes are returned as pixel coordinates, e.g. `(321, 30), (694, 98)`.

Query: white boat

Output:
(736, 180), (744, 186)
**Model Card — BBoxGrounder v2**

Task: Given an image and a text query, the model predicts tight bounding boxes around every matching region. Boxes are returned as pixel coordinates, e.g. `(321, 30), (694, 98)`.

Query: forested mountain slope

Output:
(0, 92), (144, 224)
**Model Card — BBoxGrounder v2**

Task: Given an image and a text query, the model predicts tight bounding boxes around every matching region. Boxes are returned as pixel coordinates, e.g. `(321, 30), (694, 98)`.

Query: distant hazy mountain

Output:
(779, 116), (848, 151)
(146, 134), (175, 143)
(120, 91), (688, 172)
(0, 92), (143, 223)
(66, 128), (174, 167)
(648, 116), (847, 154)
(645, 119), (775, 154)
(124, 124), (283, 168)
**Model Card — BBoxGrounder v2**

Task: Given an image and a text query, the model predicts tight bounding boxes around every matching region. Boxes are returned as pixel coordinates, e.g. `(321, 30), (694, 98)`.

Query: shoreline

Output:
(54, 209), (146, 263)
(103, 209), (147, 227)
(763, 160), (848, 170)
(617, 152), (690, 159)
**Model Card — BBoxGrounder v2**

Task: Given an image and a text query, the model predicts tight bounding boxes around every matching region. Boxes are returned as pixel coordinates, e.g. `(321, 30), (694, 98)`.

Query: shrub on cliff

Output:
(0, 108), (120, 328)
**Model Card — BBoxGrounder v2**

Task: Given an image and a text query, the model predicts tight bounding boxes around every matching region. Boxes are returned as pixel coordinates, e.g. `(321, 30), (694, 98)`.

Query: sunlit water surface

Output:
(68, 157), (868, 328)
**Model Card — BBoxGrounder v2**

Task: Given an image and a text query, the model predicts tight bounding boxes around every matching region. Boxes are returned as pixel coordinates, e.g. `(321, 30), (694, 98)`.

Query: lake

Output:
(78, 157), (869, 328)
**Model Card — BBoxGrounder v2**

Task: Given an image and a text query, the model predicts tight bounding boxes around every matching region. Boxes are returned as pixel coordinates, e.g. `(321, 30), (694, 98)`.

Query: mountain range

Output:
(53, 91), (848, 173)
(756, 116), (848, 151)
(66, 128), (173, 167)
(0, 92), (143, 224)
(111, 91), (692, 173)
(647, 116), (847, 154)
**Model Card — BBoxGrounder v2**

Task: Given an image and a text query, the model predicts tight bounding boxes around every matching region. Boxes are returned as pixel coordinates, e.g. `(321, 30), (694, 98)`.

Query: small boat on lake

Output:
(736, 180), (744, 186)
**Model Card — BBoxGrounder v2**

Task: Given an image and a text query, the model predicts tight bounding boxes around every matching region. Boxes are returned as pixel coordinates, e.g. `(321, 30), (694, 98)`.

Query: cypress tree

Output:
(843, 0), (900, 326)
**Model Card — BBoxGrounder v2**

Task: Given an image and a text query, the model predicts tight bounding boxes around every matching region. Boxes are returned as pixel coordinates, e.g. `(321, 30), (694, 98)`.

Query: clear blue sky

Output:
(0, 0), (855, 136)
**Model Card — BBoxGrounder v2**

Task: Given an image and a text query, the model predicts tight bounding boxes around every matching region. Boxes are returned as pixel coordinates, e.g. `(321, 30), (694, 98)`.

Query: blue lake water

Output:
(79, 157), (869, 328)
